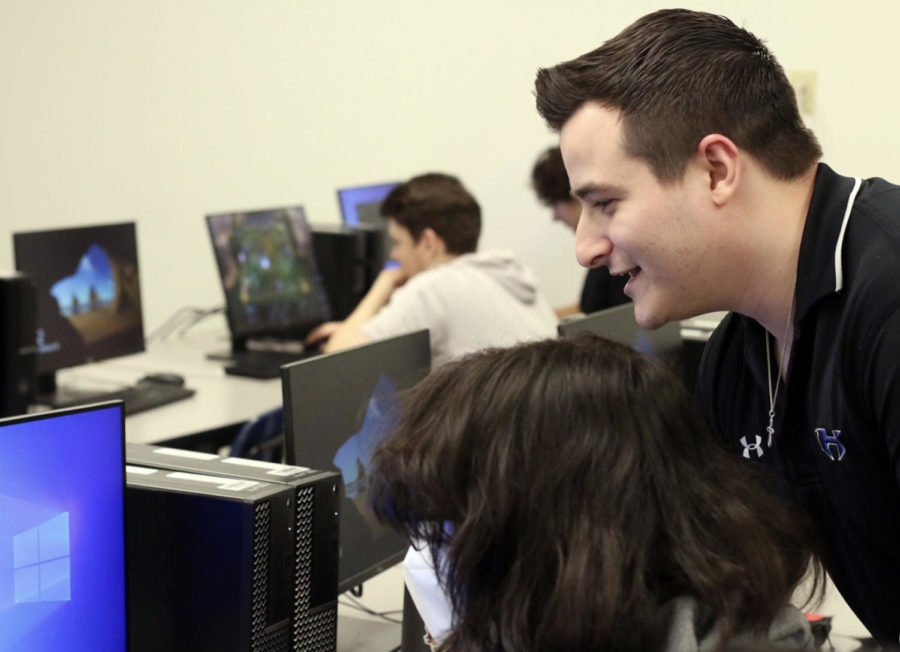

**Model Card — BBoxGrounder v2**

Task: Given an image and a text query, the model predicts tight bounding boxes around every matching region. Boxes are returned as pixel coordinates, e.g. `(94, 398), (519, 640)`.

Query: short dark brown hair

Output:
(370, 334), (822, 650)
(530, 146), (571, 205)
(535, 9), (822, 182)
(380, 173), (481, 255)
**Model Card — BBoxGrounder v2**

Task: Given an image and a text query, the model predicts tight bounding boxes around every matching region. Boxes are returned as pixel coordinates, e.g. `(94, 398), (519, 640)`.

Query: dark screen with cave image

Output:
(14, 222), (145, 375)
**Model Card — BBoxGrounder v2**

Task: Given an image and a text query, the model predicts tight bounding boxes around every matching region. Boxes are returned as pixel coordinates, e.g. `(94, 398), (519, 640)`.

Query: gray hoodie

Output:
(659, 597), (815, 652)
(362, 249), (558, 367)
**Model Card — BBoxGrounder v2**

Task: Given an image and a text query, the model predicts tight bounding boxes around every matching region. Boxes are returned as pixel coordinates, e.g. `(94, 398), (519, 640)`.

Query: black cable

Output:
(145, 305), (224, 342)
(145, 306), (196, 343)
(175, 305), (224, 337)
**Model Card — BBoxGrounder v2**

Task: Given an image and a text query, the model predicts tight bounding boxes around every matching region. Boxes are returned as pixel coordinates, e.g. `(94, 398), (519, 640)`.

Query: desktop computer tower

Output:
(0, 273), (37, 418)
(353, 222), (389, 278)
(126, 444), (340, 651)
(125, 459), (340, 652)
(311, 225), (386, 320)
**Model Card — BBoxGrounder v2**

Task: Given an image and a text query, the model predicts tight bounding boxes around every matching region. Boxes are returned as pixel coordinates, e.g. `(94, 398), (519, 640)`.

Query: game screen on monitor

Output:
(282, 330), (430, 592)
(337, 182), (399, 227)
(206, 207), (331, 339)
(13, 223), (145, 376)
(0, 403), (127, 651)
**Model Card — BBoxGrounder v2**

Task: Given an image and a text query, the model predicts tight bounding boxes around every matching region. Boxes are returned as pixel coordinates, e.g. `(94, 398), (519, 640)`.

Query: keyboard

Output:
(45, 380), (196, 416)
(224, 348), (322, 379)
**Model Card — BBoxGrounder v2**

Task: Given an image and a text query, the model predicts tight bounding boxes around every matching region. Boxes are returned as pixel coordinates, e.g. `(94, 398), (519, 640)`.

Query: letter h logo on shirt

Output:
(815, 428), (846, 462)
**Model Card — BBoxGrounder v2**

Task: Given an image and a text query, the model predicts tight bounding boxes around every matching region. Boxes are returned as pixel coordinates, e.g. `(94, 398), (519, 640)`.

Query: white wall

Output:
(3, 0), (900, 330)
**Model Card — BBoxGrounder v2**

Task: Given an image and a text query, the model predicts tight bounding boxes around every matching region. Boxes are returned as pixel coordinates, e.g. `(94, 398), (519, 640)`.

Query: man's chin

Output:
(633, 303), (668, 331)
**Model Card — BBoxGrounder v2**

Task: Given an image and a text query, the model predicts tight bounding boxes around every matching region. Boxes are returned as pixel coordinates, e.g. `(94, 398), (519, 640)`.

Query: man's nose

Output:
(574, 218), (612, 268)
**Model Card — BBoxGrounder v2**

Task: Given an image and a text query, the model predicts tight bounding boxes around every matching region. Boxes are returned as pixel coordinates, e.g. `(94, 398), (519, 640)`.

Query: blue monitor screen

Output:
(0, 404), (126, 651)
(337, 182), (399, 226)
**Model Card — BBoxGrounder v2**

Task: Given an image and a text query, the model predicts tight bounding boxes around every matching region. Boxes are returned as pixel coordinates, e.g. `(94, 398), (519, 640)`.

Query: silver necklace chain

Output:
(765, 303), (795, 448)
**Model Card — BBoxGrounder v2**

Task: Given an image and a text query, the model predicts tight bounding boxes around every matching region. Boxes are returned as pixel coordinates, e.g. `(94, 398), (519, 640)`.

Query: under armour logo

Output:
(815, 428), (846, 462)
(740, 435), (764, 459)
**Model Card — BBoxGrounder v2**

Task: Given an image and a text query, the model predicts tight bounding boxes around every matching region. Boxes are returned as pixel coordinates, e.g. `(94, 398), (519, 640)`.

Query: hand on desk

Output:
(305, 268), (409, 353)
(305, 321), (342, 347)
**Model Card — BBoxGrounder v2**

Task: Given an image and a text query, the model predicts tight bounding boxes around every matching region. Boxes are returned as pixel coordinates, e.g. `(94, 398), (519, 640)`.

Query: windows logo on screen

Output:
(13, 513), (71, 603)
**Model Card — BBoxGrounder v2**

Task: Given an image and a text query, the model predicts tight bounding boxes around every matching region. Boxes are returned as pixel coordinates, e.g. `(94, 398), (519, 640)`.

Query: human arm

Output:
(305, 321), (342, 346)
(318, 267), (408, 353)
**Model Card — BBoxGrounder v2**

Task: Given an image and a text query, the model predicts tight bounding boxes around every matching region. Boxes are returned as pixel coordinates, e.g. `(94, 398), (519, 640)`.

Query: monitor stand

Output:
(33, 371), (80, 405)
(36, 371), (57, 397)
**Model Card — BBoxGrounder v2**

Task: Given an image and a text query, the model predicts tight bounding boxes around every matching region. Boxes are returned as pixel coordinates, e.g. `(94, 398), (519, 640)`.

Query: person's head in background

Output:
(534, 9), (821, 329)
(380, 173), (481, 280)
(369, 334), (821, 651)
(530, 146), (580, 230)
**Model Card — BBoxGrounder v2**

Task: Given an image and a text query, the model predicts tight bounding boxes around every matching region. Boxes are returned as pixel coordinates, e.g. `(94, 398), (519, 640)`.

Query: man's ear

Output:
(418, 228), (446, 256)
(697, 133), (740, 206)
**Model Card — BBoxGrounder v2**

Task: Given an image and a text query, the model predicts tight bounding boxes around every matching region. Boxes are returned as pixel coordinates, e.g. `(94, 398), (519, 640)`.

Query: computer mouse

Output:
(139, 372), (186, 387)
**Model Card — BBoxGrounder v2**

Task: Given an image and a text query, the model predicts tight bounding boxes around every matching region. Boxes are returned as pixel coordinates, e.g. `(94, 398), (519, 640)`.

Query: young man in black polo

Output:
(535, 9), (900, 645)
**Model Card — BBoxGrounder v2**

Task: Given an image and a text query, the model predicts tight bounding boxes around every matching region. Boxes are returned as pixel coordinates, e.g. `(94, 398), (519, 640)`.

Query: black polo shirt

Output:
(579, 266), (630, 314)
(697, 164), (900, 644)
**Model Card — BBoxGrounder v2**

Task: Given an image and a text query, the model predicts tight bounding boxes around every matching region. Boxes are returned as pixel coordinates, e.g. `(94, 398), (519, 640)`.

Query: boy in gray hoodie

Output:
(307, 173), (557, 365)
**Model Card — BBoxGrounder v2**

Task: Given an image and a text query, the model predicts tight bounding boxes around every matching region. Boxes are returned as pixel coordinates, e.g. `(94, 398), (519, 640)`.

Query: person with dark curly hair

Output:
(370, 334), (822, 651)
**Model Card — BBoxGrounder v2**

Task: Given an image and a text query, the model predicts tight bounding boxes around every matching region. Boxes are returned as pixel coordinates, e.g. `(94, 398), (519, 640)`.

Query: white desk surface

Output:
(337, 564), (404, 651)
(55, 317), (283, 444)
(680, 311), (728, 341)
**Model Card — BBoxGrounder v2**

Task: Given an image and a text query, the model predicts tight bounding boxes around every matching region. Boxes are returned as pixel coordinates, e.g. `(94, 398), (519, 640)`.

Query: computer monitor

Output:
(337, 182), (400, 227)
(338, 182), (400, 268)
(206, 206), (332, 349)
(558, 303), (685, 381)
(0, 402), (127, 651)
(281, 330), (430, 592)
(13, 223), (146, 391)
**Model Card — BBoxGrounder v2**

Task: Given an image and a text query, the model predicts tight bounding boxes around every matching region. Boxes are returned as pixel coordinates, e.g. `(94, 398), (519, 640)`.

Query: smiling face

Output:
(560, 102), (719, 329)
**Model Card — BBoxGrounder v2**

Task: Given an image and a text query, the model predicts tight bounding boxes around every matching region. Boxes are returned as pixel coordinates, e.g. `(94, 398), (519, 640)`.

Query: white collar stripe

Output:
(834, 177), (862, 291)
